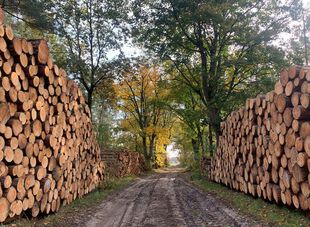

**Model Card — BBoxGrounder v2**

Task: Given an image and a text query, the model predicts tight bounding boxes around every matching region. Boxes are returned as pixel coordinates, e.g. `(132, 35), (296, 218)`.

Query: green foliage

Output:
(46, 0), (129, 109)
(95, 121), (112, 147)
(131, 0), (293, 148)
(2, 0), (53, 31)
(165, 65), (214, 165)
(115, 132), (141, 151)
(178, 146), (199, 170)
(92, 79), (118, 149)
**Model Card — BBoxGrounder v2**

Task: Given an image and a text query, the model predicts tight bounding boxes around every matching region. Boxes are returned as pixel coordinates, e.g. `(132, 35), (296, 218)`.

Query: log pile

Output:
(101, 150), (145, 178)
(0, 12), (104, 222)
(209, 66), (310, 211)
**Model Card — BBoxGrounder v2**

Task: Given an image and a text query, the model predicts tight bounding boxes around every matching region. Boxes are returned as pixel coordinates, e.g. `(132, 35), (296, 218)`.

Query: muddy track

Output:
(70, 168), (259, 227)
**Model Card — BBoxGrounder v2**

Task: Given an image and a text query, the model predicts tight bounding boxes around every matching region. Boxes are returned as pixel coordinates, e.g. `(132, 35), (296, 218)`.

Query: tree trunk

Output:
(142, 136), (149, 164)
(208, 124), (213, 155)
(302, 9), (309, 65)
(134, 135), (138, 152)
(199, 44), (209, 102)
(87, 87), (94, 113)
(197, 127), (205, 154)
(209, 107), (221, 148)
(191, 138), (199, 161)
(149, 134), (156, 164)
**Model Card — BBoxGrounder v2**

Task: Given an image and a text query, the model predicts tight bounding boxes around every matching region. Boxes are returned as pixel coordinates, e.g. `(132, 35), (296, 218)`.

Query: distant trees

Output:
(167, 72), (208, 159)
(117, 65), (173, 167)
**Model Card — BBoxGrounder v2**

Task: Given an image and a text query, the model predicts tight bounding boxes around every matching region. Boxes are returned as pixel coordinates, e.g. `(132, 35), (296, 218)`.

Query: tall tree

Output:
(132, 0), (295, 150)
(92, 77), (117, 148)
(288, 1), (310, 65)
(117, 65), (172, 167)
(48, 0), (129, 111)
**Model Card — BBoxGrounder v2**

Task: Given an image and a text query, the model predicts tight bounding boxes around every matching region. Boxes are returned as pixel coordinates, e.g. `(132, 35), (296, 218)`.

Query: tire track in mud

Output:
(174, 177), (254, 227)
(71, 169), (259, 227)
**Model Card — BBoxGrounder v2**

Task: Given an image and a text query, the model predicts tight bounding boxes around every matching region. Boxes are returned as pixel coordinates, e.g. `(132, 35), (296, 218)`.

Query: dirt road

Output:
(74, 168), (258, 227)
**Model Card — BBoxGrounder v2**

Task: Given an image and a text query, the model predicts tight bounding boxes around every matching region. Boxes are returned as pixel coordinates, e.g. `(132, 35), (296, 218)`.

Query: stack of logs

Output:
(0, 12), (104, 222)
(200, 156), (211, 178)
(101, 150), (145, 178)
(209, 66), (310, 211)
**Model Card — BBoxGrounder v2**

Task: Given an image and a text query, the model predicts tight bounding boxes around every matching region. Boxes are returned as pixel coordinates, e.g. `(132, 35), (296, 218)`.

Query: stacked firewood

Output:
(209, 66), (310, 211)
(0, 13), (104, 222)
(101, 150), (145, 178)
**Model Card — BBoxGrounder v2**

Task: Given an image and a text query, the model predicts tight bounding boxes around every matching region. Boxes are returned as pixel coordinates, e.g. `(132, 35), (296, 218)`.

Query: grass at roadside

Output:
(190, 171), (310, 227)
(12, 175), (136, 227)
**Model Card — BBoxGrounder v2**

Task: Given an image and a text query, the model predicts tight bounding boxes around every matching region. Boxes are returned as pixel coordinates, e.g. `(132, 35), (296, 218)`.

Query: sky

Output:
(167, 143), (181, 166)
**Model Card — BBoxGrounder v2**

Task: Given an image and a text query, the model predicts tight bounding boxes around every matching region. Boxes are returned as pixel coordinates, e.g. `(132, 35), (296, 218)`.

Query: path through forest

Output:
(70, 168), (259, 227)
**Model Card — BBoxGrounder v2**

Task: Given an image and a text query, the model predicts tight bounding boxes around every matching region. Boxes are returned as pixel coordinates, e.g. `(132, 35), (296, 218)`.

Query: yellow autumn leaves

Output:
(116, 65), (173, 167)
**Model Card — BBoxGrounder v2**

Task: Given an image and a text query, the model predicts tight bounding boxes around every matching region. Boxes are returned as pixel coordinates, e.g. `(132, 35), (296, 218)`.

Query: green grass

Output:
(190, 171), (310, 227)
(11, 175), (136, 227)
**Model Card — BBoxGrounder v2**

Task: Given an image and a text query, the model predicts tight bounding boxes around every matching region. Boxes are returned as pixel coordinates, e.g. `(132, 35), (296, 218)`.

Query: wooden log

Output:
(274, 81), (283, 95)
(283, 108), (293, 127)
(5, 186), (16, 203)
(0, 198), (9, 222)
(10, 200), (23, 216)
(4, 26), (14, 41)
(32, 120), (42, 137)
(29, 39), (49, 64)
(292, 164), (308, 183)
(300, 122), (310, 139)
(31, 202), (39, 217)
(299, 194), (309, 210)
(301, 182), (310, 198)
(276, 94), (291, 113)
(293, 105), (310, 120)
(279, 69), (289, 86)
(291, 92), (301, 107)
(0, 103), (10, 125)
(0, 176), (11, 189)
(292, 194), (299, 209)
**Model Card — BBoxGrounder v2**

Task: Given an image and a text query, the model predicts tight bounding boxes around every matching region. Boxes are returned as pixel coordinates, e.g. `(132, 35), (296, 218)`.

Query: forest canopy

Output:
(3, 0), (310, 168)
